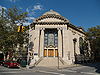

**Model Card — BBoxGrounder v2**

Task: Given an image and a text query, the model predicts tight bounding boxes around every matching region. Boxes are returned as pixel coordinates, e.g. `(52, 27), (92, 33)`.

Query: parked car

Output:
(4, 60), (20, 68)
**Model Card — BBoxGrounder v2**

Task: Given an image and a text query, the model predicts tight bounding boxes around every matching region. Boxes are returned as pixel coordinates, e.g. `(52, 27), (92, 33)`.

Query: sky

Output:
(0, 0), (100, 30)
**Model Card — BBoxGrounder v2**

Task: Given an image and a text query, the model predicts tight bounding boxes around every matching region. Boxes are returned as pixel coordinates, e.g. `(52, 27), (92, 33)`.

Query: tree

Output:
(0, 7), (28, 60)
(87, 25), (100, 61)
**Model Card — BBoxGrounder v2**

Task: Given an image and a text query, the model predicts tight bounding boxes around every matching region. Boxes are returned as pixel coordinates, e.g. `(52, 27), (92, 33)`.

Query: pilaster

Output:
(62, 28), (69, 60)
(40, 28), (45, 57)
(58, 28), (62, 57)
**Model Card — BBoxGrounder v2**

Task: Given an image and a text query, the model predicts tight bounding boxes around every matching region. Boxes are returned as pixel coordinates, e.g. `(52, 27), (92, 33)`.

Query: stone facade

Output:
(29, 10), (90, 66)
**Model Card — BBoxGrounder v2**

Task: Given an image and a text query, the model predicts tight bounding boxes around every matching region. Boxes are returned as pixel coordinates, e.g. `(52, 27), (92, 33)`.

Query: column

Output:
(54, 48), (55, 57)
(40, 28), (45, 57)
(47, 48), (48, 57)
(58, 28), (62, 57)
(62, 28), (69, 59)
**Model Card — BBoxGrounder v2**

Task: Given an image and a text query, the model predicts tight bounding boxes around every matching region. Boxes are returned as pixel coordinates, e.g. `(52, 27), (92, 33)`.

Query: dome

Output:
(43, 9), (61, 15)
(35, 9), (69, 23)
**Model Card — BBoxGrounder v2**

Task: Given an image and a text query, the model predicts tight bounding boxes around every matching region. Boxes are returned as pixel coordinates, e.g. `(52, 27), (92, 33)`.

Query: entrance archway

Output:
(44, 29), (58, 57)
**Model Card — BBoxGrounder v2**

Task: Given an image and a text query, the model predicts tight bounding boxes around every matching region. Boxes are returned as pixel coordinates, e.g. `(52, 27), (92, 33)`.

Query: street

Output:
(0, 63), (100, 75)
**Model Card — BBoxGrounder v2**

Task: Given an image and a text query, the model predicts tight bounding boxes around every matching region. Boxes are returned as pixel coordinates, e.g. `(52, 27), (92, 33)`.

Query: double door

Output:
(44, 49), (58, 57)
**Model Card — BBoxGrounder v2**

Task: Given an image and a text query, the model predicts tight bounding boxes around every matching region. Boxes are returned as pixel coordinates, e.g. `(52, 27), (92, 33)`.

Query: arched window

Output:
(79, 37), (84, 54)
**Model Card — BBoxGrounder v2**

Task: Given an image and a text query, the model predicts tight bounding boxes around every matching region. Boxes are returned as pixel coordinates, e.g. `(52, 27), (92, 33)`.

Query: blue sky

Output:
(0, 0), (100, 30)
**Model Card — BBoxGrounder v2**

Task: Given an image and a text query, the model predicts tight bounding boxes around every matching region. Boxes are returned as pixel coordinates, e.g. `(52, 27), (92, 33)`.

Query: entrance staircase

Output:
(34, 57), (67, 68)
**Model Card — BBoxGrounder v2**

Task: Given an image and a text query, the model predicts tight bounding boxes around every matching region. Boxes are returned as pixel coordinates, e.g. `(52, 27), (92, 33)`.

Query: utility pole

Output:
(17, 23), (25, 68)
(26, 25), (31, 69)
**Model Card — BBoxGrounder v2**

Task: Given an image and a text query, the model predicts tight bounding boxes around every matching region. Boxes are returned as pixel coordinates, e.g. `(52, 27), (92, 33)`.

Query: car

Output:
(4, 60), (20, 68)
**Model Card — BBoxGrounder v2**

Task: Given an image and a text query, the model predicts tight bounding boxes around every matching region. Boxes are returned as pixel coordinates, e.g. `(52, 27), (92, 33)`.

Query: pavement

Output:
(0, 62), (100, 75)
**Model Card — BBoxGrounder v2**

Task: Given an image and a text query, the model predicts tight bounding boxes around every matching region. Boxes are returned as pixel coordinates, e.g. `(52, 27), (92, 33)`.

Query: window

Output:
(44, 29), (58, 47)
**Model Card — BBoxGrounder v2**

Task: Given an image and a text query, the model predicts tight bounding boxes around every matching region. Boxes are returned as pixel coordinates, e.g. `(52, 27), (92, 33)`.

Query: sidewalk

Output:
(25, 64), (82, 71)
(20, 62), (100, 73)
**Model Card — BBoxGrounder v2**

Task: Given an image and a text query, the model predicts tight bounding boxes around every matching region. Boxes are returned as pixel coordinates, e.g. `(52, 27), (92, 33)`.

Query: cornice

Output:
(67, 23), (86, 35)
(31, 22), (86, 35)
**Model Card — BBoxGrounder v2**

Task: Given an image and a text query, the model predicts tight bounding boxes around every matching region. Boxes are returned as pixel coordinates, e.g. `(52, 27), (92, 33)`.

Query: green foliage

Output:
(87, 25), (100, 61)
(0, 7), (28, 59)
(7, 7), (28, 23)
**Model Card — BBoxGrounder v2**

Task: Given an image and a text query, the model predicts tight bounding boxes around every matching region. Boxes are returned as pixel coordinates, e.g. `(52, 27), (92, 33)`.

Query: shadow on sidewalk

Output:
(79, 62), (100, 73)
(28, 61), (100, 73)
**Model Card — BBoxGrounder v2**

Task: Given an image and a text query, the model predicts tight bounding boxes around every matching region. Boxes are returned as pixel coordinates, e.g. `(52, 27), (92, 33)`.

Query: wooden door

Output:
(48, 49), (54, 57)
(55, 49), (58, 57)
(44, 49), (47, 57)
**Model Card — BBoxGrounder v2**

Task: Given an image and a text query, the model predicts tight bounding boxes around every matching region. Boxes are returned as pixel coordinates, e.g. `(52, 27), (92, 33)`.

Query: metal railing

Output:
(33, 57), (43, 66)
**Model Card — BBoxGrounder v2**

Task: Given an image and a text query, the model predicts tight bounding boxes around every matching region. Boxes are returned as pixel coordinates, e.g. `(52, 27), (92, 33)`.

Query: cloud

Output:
(0, 6), (7, 16)
(23, 22), (31, 26)
(26, 17), (35, 20)
(16, 22), (31, 26)
(0, 6), (7, 10)
(26, 4), (43, 16)
(26, 8), (29, 13)
(25, 4), (44, 25)
(33, 4), (43, 10)
(9, 0), (16, 3)
(26, 7), (35, 16)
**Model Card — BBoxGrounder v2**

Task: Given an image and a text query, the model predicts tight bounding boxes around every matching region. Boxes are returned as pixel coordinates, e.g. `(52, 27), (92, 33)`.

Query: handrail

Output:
(34, 57), (43, 66)
(59, 57), (65, 65)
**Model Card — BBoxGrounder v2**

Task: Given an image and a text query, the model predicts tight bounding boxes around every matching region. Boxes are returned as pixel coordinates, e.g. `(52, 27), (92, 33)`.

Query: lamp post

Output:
(73, 38), (77, 64)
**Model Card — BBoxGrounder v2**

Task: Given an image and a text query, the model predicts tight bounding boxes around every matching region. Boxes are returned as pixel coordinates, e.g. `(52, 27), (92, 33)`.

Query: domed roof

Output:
(43, 9), (60, 15)
(35, 9), (69, 23)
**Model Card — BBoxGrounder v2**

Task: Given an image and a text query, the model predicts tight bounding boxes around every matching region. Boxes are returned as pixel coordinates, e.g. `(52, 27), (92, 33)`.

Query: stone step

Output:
(36, 57), (66, 67)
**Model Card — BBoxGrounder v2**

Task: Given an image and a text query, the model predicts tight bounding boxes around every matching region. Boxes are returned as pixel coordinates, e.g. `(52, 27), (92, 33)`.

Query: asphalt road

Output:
(0, 64), (100, 75)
